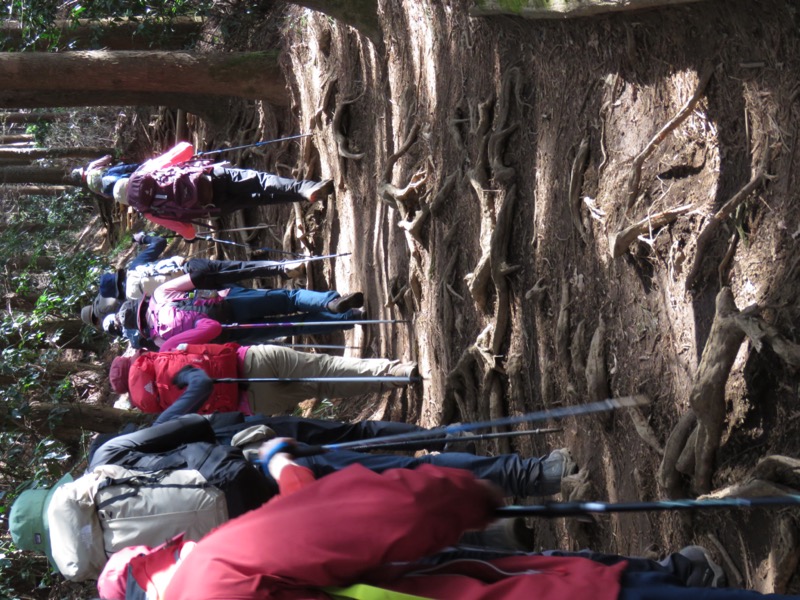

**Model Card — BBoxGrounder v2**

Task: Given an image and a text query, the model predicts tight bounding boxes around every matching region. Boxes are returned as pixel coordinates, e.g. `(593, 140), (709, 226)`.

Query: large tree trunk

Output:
(0, 146), (113, 160)
(3, 185), (70, 196)
(2, 401), (152, 446)
(0, 165), (75, 185)
(0, 111), (60, 124)
(0, 17), (203, 51)
(470, 0), (709, 18)
(0, 91), (231, 122)
(0, 133), (33, 144)
(289, 0), (383, 46)
(0, 51), (289, 105)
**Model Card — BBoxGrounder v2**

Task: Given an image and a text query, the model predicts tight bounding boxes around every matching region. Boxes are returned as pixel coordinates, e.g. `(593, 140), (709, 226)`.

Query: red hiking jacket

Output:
(164, 464), (626, 600)
(127, 343), (241, 414)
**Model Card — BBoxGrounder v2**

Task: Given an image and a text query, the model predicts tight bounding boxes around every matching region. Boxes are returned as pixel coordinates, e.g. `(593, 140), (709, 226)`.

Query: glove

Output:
(172, 365), (211, 389)
(133, 232), (147, 244)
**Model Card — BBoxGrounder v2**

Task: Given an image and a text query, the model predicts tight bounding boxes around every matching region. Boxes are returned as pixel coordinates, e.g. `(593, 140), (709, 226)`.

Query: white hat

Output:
(113, 178), (130, 205)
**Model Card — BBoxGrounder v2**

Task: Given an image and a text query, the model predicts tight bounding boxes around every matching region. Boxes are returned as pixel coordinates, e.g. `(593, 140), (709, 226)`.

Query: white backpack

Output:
(125, 257), (186, 299)
(47, 464), (228, 581)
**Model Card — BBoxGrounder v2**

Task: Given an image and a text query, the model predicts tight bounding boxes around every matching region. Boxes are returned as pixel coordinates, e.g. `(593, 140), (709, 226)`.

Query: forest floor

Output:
(118, 0), (800, 594)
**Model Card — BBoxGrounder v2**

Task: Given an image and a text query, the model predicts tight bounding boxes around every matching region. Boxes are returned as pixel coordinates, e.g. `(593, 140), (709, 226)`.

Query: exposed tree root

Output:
(585, 316), (610, 408)
(569, 132), (590, 242)
(332, 88), (366, 162)
(488, 184), (518, 355)
(628, 404), (664, 456)
(570, 318), (587, 385)
(685, 143), (770, 291)
(556, 277), (570, 367)
(379, 122), (423, 209)
(609, 203), (693, 258)
(659, 411), (697, 496)
(624, 64), (714, 213)
(397, 170), (458, 242)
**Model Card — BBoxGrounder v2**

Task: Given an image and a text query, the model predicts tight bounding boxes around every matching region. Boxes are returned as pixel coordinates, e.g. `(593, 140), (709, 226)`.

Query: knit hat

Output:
(109, 356), (133, 393)
(99, 269), (126, 301)
(113, 178), (130, 206)
(97, 545), (149, 600)
(9, 473), (74, 567)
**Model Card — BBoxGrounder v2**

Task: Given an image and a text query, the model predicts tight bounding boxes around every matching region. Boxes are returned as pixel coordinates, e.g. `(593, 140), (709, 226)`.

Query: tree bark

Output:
(289, 0), (383, 46)
(0, 17), (203, 51)
(1, 401), (152, 445)
(0, 111), (60, 124)
(0, 133), (34, 144)
(0, 146), (113, 160)
(4, 185), (70, 196)
(0, 165), (75, 185)
(0, 50), (289, 105)
(470, 0), (709, 18)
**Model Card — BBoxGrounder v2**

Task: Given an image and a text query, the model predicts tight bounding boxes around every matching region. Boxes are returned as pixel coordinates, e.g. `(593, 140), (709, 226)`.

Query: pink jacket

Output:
(164, 465), (626, 600)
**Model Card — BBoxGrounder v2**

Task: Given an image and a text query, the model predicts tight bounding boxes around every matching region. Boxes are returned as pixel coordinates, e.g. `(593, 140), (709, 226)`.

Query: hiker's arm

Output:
(128, 234), (167, 269)
(85, 155), (113, 171)
(90, 414), (215, 469)
(159, 318), (222, 352)
(259, 439), (316, 496)
(144, 214), (197, 240)
(154, 366), (214, 424)
(153, 273), (195, 304)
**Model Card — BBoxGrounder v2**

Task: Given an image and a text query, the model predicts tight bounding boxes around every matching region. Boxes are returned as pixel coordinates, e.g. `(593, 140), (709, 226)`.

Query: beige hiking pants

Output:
(243, 345), (400, 414)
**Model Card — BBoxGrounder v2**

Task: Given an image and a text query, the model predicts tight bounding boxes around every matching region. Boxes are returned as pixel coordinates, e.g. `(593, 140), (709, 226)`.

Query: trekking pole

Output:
(199, 224), (278, 234)
(212, 376), (421, 385)
(257, 397), (648, 460)
(495, 495), (800, 519)
(268, 343), (360, 350)
(194, 133), (314, 157)
(221, 319), (408, 330)
(344, 427), (564, 452)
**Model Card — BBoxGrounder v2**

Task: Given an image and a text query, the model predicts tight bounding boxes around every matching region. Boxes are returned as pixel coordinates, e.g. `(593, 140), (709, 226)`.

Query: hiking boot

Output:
(442, 424), (477, 455)
(327, 292), (364, 314)
(529, 448), (578, 496)
(281, 260), (306, 279)
(388, 362), (419, 387)
(460, 517), (533, 552)
(679, 545), (727, 588)
(304, 178), (334, 202)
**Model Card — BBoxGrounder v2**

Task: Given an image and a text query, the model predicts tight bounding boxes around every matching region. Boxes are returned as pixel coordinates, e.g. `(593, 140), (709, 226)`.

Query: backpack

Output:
(126, 162), (216, 220)
(128, 344), (241, 414)
(125, 256), (187, 300)
(145, 290), (231, 341)
(47, 464), (228, 581)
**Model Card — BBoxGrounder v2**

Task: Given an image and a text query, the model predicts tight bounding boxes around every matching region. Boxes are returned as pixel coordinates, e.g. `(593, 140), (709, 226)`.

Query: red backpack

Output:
(128, 344), (241, 414)
(126, 162), (217, 220)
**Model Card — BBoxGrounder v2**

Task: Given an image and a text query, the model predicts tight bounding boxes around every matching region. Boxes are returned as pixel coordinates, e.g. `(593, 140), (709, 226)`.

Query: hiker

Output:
(109, 340), (419, 415)
(101, 459), (771, 600)
(9, 376), (578, 581)
(81, 234), (304, 348)
(134, 264), (365, 347)
(71, 154), (140, 200)
(115, 142), (334, 240)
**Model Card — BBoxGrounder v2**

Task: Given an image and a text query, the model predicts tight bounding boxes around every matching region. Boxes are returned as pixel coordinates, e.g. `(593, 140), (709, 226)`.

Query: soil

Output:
(157, 0), (800, 593)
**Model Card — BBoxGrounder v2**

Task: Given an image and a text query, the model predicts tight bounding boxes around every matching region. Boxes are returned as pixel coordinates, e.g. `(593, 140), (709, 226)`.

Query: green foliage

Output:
(2, 0), (213, 51)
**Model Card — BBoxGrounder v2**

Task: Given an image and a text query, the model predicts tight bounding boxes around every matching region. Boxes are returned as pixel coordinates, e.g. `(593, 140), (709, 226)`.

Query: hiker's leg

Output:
(297, 450), (552, 497)
(186, 258), (284, 288)
(211, 167), (315, 208)
(224, 287), (339, 321)
(243, 345), (399, 413)
(263, 415), (426, 446)
(619, 571), (798, 600)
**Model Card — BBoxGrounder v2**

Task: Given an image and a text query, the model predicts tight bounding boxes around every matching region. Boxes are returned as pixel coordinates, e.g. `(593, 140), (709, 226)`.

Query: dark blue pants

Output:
(297, 449), (545, 497)
(620, 571), (800, 600)
(224, 286), (357, 342)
